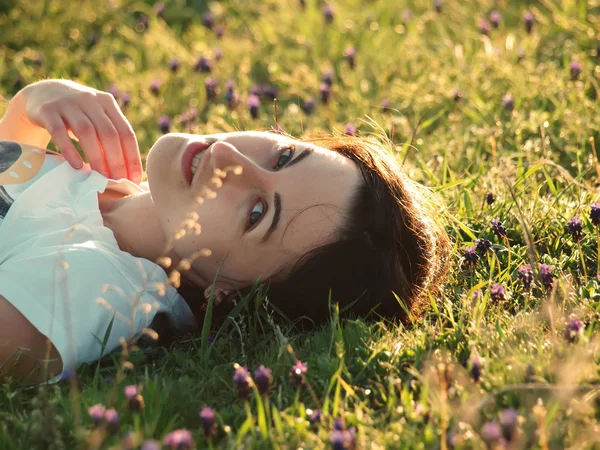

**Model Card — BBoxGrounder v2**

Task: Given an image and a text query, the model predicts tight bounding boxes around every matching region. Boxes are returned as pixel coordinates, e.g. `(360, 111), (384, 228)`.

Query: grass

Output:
(1, 0), (600, 448)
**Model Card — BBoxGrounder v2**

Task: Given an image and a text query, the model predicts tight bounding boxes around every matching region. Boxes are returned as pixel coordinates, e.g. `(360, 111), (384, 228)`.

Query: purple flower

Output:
(262, 85), (279, 101)
(567, 215), (583, 241)
(490, 11), (501, 28)
(570, 61), (582, 80)
(88, 404), (106, 426)
(539, 264), (554, 289)
(591, 202), (600, 226)
(472, 289), (482, 305)
(475, 239), (492, 255)
(452, 88), (462, 102)
(478, 19), (491, 35)
(150, 78), (162, 96)
(120, 92), (130, 108)
(202, 11), (214, 29)
(125, 385), (145, 412)
(193, 56), (212, 73)
(215, 24), (225, 39)
(158, 115), (170, 134)
(213, 47), (223, 61)
(204, 78), (218, 101)
(517, 264), (533, 289)
(500, 408), (518, 442)
(525, 363), (535, 382)
(322, 4), (334, 24)
(490, 218), (507, 238)
(301, 97), (316, 114)
(108, 84), (119, 99)
(254, 365), (273, 396)
(523, 11), (534, 33)
(480, 421), (503, 448)
(137, 13), (149, 30)
(309, 409), (322, 424)
(490, 284), (506, 302)
(163, 429), (194, 450)
(343, 46), (356, 69)
(104, 408), (120, 434)
(402, 10), (413, 23)
(200, 407), (217, 438)
(334, 417), (345, 430)
(141, 439), (162, 450)
(470, 357), (482, 382)
(233, 366), (252, 399)
(153, 2), (165, 18)
(320, 83), (331, 103)
(225, 81), (239, 109)
(463, 246), (479, 267)
(331, 427), (357, 450)
(565, 314), (584, 343)
(169, 57), (181, 73)
(247, 94), (260, 119)
(344, 123), (357, 136)
(485, 191), (495, 205)
(322, 70), (334, 86)
(380, 98), (391, 112)
(289, 360), (308, 387)
(501, 94), (514, 111)
(433, 0), (442, 13)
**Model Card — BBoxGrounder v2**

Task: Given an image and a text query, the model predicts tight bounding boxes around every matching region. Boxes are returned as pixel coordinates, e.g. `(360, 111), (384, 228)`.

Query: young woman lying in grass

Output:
(0, 79), (450, 384)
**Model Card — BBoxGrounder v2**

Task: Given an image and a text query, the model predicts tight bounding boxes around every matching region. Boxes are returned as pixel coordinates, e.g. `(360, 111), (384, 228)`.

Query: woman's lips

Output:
(181, 141), (211, 186)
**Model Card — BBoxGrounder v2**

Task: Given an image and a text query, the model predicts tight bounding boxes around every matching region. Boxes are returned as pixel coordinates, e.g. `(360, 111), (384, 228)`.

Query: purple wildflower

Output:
(343, 46), (356, 69)
(88, 404), (106, 426)
(501, 94), (514, 111)
(193, 56), (212, 73)
(225, 81), (239, 109)
(158, 115), (170, 134)
(247, 94), (260, 119)
(320, 83), (331, 103)
(150, 78), (162, 96)
(254, 365), (273, 396)
(137, 13), (149, 30)
(490, 11), (501, 28)
(334, 417), (345, 430)
(523, 11), (534, 33)
(168, 57), (180, 73)
(525, 363), (535, 382)
(539, 264), (554, 289)
(402, 10), (413, 24)
(141, 440), (162, 450)
(104, 408), (120, 434)
(262, 85), (279, 101)
(517, 264), (533, 289)
(124, 385), (145, 412)
(463, 246), (479, 267)
(490, 218), (507, 238)
(153, 2), (165, 18)
(472, 289), (482, 305)
(381, 98), (391, 112)
(108, 84), (119, 99)
(480, 421), (503, 448)
(452, 88), (462, 102)
(233, 366), (252, 399)
(490, 284), (506, 302)
(486, 191), (495, 205)
(475, 239), (492, 255)
(120, 92), (130, 108)
(433, 0), (442, 13)
(289, 360), (308, 387)
(567, 215), (583, 241)
(309, 409), (322, 424)
(565, 314), (584, 343)
(500, 408), (518, 442)
(213, 47), (223, 61)
(322, 70), (334, 86)
(163, 429), (194, 450)
(331, 427), (357, 450)
(470, 356), (482, 382)
(215, 24), (225, 39)
(200, 407), (217, 438)
(301, 97), (316, 114)
(322, 4), (334, 24)
(590, 202), (600, 226)
(478, 19), (491, 36)
(202, 11), (214, 29)
(570, 61), (582, 80)
(204, 78), (218, 101)
(344, 123), (357, 136)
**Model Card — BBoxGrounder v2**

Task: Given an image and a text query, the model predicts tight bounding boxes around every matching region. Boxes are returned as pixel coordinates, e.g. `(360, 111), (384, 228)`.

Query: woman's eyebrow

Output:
(260, 147), (315, 244)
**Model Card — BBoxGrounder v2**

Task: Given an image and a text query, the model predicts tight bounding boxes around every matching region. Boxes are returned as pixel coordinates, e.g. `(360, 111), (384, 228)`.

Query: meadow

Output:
(1, 0), (600, 448)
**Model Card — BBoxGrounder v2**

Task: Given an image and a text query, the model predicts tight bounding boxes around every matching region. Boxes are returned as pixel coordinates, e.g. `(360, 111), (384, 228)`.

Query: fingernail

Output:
(74, 161), (83, 169)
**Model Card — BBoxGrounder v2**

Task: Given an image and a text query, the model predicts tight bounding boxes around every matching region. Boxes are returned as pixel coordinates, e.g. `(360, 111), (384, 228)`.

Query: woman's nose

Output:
(209, 141), (271, 187)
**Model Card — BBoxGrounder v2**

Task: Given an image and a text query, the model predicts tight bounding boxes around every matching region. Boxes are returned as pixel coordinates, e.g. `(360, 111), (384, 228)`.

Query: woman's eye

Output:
(274, 147), (294, 170)
(248, 201), (265, 229)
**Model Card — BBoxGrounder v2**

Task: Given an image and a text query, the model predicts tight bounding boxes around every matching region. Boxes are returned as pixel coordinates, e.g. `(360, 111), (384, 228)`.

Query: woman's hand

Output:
(19, 79), (142, 184)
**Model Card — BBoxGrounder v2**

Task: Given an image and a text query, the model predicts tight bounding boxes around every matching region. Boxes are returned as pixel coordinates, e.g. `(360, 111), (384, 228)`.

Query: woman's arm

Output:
(0, 88), (53, 149)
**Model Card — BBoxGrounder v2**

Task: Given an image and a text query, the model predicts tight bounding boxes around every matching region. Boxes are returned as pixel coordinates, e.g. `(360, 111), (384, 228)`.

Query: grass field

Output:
(1, 0), (600, 448)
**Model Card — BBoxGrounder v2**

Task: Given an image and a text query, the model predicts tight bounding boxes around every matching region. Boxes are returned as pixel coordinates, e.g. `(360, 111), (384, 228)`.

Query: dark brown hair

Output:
(175, 133), (451, 332)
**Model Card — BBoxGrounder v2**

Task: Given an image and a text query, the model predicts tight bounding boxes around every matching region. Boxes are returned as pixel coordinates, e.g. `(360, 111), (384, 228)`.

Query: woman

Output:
(0, 79), (450, 384)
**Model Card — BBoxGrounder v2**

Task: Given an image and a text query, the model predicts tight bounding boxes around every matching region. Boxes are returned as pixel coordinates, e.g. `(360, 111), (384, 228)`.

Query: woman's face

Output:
(146, 131), (361, 291)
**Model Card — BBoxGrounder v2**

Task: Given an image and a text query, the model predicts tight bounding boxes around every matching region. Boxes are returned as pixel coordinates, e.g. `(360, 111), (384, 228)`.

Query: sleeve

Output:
(0, 245), (161, 384)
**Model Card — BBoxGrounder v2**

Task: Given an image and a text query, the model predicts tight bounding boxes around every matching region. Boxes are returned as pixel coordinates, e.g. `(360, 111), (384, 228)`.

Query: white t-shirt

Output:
(0, 140), (197, 384)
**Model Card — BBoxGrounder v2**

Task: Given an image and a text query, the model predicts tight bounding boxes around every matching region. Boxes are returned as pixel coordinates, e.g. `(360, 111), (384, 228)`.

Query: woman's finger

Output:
(82, 107), (129, 181)
(60, 108), (110, 178)
(101, 94), (142, 184)
(37, 109), (84, 169)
